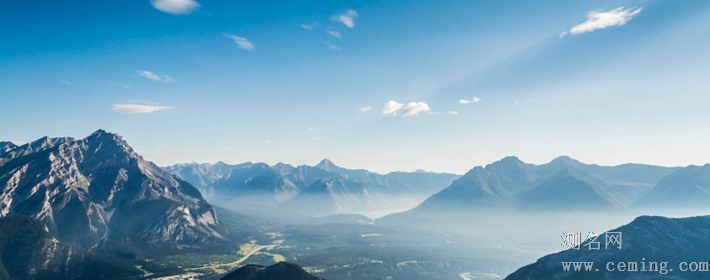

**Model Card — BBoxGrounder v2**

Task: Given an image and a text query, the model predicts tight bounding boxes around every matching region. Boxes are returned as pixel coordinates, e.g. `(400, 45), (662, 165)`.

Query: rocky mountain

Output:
(0, 130), (224, 254)
(0, 141), (17, 157)
(409, 156), (676, 213)
(0, 215), (142, 280)
(414, 156), (538, 212)
(221, 262), (325, 280)
(635, 163), (710, 210)
(506, 215), (710, 279)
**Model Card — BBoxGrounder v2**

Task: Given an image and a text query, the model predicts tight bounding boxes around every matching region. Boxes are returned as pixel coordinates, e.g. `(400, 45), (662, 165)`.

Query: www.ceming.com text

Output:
(561, 258), (710, 275)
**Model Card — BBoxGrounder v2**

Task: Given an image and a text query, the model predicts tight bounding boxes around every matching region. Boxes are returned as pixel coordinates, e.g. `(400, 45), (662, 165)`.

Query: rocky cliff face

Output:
(0, 130), (223, 252)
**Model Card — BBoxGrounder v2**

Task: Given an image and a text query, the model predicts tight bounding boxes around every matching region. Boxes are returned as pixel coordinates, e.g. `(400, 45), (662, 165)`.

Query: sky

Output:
(2, 0), (710, 174)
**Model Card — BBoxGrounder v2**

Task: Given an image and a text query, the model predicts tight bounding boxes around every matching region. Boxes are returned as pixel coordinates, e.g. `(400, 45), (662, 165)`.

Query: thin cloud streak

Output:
(563, 7), (643, 36)
(225, 34), (255, 51)
(112, 104), (174, 114)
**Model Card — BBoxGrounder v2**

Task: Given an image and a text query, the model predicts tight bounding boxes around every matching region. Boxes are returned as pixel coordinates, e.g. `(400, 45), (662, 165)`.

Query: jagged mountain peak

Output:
(0, 130), (223, 252)
(547, 155), (583, 166)
(486, 156), (527, 170)
(315, 158), (341, 171)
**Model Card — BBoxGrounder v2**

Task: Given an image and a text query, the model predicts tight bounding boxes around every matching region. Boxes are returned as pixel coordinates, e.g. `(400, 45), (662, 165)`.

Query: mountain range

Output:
(408, 155), (681, 214)
(166, 158), (460, 214)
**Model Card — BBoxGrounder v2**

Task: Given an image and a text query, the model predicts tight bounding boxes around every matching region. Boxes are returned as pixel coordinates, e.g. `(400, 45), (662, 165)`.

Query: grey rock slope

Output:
(221, 262), (325, 280)
(506, 215), (710, 279)
(0, 130), (223, 253)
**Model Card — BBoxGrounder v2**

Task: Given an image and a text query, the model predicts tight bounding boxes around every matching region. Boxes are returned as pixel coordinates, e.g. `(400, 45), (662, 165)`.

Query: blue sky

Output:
(2, 0), (710, 173)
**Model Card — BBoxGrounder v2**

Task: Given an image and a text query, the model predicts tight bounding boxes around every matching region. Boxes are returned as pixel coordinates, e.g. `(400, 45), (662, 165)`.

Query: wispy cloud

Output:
(321, 41), (341, 51)
(381, 101), (431, 116)
(562, 7), (642, 37)
(151, 0), (200, 15)
(448, 111), (459, 115)
(300, 23), (318, 31)
(224, 34), (255, 51)
(112, 103), (174, 114)
(333, 9), (358, 28)
(359, 106), (372, 112)
(326, 30), (342, 39)
(459, 97), (481, 104)
(59, 80), (74, 86)
(136, 70), (173, 82)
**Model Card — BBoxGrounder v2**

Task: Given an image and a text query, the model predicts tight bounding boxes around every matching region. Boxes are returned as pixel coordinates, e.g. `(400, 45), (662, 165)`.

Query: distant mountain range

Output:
(0, 130), (225, 255)
(165, 159), (460, 214)
(409, 156), (682, 214)
(506, 215), (710, 279)
(221, 262), (325, 280)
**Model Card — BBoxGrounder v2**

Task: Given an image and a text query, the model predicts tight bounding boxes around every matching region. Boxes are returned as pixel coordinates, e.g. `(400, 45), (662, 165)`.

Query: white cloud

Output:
(358, 106), (372, 112)
(448, 111), (459, 115)
(136, 70), (174, 82)
(566, 7), (643, 36)
(225, 34), (255, 51)
(112, 103), (174, 114)
(300, 23), (317, 31)
(326, 30), (342, 39)
(333, 9), (358, 28)
(151, 0), (200, 15)
(401, 102), (431, 116)
(459, 97), (481, 104)
(382, 100), (404, 115)
(381, 101), (431, 116)
(137, 70), (160, 81)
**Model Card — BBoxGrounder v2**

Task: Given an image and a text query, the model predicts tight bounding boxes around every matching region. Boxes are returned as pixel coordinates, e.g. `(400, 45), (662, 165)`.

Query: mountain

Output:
(0, 215), (142, 280)
(407, 156), (675, 214)
(412, 156), (540, 212)
(635, 164), (710, 210)
(505, 215), (710, 279)
(221, 262), (325, 280)
(0, 130), (223, 254)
